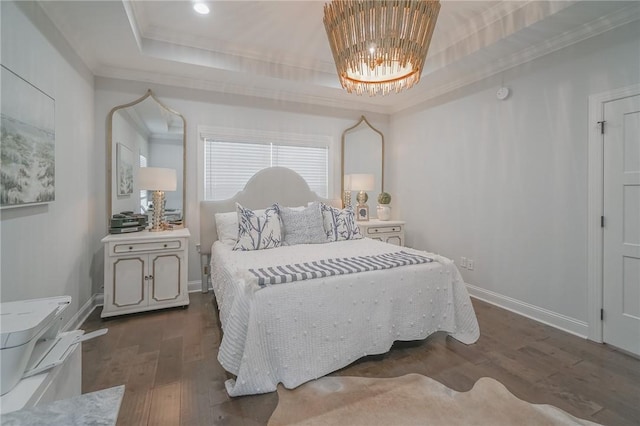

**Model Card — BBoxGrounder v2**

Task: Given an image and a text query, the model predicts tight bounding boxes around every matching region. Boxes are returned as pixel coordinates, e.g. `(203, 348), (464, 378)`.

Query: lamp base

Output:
(149, 190), (166, 232)
(356, 190), (368, 205)
(343, 190), (352, 208)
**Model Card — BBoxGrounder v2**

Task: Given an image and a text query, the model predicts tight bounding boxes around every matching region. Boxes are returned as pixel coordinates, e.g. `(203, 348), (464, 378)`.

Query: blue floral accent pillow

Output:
(233, 203), (282, 251)
(320, 203), (363, 242)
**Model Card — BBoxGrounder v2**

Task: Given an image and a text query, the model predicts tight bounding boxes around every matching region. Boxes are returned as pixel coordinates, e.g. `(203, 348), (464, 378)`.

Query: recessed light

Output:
(193, 3), (210, 15)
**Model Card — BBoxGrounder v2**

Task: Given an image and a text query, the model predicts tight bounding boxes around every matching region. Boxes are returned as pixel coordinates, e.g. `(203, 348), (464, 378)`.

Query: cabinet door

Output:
(386, 235), (403, 246)
(149, 253), (183, 303)
(111, 257), (146, 308)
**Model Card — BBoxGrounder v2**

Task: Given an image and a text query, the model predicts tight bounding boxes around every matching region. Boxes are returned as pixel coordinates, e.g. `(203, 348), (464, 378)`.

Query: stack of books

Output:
(109, 212), (147, 234)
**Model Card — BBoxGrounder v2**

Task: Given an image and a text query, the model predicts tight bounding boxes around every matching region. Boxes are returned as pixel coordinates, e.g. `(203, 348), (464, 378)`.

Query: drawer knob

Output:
(129, 246), (133, 250)
(374, 229), (378, 232)
(164, 244), (168, 248)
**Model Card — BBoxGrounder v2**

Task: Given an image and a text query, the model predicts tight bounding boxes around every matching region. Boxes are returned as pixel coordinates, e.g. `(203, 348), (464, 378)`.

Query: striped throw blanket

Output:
(249, 251), (433, 287)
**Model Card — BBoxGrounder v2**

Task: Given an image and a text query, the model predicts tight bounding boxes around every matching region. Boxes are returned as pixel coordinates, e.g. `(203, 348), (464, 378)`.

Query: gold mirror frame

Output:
(341, 116), (385, 207)
(106, 89), (186, 228)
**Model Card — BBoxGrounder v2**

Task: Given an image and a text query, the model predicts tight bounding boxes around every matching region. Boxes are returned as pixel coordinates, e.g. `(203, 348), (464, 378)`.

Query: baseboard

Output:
(71, 283), (587, 339)
(63, 293), (102, 332)
(188, 279), (212, 293)
(465, 283), (589, 339)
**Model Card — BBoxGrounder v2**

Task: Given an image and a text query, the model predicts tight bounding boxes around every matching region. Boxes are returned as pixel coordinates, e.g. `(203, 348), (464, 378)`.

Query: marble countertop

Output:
(0, 385), (124, 426)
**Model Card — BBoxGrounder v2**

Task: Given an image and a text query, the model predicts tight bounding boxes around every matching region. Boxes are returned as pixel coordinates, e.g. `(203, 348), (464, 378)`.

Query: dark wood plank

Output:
(148, 382), (181, 426)
(81, 293), (640, 426)
(116, 389), (152, 426)
(154, 337), (183, 387)
(126, 351), (159, 393)
(91, 345), (138, 391)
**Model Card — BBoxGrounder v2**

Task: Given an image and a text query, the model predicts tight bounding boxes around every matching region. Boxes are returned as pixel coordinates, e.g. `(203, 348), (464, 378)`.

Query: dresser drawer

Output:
(366, 225), (403, 235)
(111, 239), (182, 255)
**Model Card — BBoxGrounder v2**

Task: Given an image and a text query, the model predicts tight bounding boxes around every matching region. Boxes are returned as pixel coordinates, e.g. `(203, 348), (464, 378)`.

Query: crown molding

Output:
(122, 0), (144, 52)
(34, 1), (99, 74)
(140, 26), (337, 76)
(94, 65), (394, 116)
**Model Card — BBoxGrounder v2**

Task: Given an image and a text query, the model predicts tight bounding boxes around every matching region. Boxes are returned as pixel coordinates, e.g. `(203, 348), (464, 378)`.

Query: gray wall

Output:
(387, 21), (640, 335)
(0, 2), (97, 323)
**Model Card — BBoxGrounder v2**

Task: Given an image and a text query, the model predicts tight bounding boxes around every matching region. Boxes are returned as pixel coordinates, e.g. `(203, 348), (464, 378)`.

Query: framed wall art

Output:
(116, 143), (134, 197)
(0, 65), (55, 208)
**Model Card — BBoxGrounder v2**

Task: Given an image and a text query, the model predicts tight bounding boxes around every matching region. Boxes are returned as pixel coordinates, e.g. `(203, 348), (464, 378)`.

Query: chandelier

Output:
(323, 0), (440, 96)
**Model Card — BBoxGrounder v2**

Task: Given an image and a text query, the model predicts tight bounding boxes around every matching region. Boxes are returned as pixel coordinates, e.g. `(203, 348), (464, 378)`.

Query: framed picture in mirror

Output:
(116, 143), (133, 197)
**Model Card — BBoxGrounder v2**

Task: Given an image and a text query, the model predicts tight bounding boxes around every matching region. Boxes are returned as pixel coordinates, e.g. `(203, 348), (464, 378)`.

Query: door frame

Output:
(587, 83), (640, 343)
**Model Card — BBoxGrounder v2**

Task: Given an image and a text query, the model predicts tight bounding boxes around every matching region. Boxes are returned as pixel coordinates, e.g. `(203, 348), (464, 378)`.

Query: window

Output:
(199, 127), (331, 201)
(139, 154), (148, 213)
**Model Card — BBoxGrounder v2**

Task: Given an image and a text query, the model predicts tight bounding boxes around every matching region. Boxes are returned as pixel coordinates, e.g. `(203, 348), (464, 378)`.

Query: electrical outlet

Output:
(460, 257), (467, 268)
(467, 259), (474, 270)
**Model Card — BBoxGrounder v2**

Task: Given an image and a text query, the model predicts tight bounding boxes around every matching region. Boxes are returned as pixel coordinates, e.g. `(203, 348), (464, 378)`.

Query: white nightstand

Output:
(101, 228), (190, 318)
(357, 219), (405, 246)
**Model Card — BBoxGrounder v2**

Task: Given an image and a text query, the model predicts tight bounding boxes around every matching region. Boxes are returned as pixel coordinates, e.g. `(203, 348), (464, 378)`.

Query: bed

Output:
(199, 167), (480, 396)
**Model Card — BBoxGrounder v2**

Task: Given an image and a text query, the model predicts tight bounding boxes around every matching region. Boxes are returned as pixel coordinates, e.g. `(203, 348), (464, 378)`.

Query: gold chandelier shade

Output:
(323, 0), (440, 96)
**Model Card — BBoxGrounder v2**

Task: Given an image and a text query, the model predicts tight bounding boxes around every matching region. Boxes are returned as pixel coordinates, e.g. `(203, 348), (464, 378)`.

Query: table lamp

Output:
(350, 174), (374, 204)
(139, 167), (177, 232)
(343, 174), (352, 208)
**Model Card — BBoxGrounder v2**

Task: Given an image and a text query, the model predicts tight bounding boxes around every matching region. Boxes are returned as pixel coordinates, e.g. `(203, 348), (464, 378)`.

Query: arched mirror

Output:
(107, 90), (186, 228)
(341, 116), (384, 217)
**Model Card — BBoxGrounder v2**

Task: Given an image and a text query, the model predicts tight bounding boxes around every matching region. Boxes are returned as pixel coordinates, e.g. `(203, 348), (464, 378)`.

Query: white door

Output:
(603, 94), (640, 355)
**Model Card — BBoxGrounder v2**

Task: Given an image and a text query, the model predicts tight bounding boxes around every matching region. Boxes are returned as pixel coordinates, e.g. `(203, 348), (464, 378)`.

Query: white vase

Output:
(377, 205), (391, 221)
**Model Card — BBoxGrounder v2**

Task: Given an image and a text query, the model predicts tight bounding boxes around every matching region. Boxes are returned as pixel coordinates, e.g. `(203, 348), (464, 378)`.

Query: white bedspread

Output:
(210, 238), (480, 396)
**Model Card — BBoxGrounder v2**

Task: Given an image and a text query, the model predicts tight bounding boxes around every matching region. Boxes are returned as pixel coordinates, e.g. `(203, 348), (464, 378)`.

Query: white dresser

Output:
(357, 219), (405, 246)
(101, 228), (190, 318)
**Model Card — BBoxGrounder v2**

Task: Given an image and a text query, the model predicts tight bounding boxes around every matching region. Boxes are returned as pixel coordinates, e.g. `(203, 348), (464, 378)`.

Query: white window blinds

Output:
(203, 139), (328, 200)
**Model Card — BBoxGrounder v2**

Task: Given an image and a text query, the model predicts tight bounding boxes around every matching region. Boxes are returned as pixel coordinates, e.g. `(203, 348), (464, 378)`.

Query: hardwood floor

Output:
(81, 293), (640, 425)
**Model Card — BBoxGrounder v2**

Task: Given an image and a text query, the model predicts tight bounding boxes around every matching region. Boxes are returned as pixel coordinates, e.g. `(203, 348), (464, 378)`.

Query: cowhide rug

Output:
(267, 374), (599, 426)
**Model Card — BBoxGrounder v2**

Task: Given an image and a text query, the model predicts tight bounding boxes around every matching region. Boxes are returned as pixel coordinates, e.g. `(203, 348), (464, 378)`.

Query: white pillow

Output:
(233, 203), (282, 251)
(214, 211), (239, 246)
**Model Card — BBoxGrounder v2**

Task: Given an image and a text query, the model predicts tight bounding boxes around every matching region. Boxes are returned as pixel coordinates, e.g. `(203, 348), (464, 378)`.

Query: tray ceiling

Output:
(38, 1), (639, 114)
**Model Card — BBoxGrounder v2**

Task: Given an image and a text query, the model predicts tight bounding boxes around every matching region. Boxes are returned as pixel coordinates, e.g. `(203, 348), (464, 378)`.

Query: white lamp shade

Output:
(350, 174), (374, 191)
(139, 167), (177, 191)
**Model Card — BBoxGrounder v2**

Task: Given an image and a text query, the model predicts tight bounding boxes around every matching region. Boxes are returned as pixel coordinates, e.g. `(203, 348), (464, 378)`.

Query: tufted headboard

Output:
(198, 167), (339, 292)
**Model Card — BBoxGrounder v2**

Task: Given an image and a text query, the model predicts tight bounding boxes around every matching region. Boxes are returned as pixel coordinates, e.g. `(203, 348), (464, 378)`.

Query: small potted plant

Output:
(376, 192), (392, 221)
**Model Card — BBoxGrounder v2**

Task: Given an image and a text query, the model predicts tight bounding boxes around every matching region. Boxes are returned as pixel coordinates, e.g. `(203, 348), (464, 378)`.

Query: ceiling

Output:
(39, 1), (639, 114)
